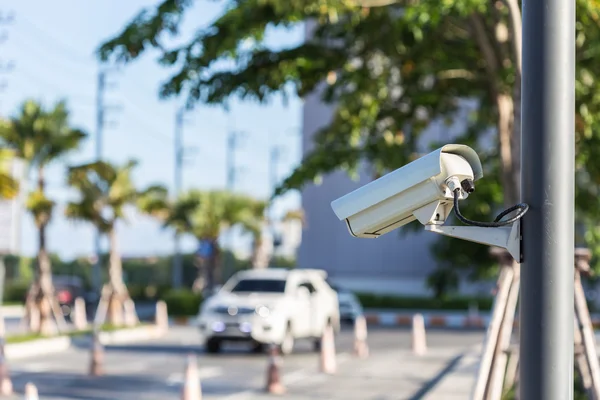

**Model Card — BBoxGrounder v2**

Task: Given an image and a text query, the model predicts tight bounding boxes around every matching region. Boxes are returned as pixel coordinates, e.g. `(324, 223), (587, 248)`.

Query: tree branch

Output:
(469, 12), (501, 99)
(504, 0), (523, 75)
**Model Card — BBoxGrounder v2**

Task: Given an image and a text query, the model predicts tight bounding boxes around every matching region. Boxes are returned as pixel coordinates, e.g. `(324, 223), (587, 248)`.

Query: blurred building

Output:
(297, 22), (493, 297)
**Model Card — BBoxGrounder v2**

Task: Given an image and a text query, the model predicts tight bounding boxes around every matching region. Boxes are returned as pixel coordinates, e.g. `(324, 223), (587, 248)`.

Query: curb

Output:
(169, 316), (197, 326)
(98, 324), (165, 345)
(165, 312), (600, 329)
(364, 312), (490, 328)
(6, 336), (72, 360)
(1, 305), (24, 319)
(362, 311), (600, 329)
(4, 324), (166, 360)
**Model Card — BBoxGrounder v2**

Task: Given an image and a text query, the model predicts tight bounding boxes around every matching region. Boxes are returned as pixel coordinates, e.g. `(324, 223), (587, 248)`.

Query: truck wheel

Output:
(251, 342), (265, 353)
(313, 338), (322, 352)
(205, 338), (221, 354)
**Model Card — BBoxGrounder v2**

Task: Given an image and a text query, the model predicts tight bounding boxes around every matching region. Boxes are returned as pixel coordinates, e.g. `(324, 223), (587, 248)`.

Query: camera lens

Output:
(461, 179), (475, 193)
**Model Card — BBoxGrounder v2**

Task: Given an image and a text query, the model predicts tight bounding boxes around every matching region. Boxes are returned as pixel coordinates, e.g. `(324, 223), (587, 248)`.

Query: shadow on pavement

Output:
(10, 372), (179, 400)
(101, 341), (324, 358)
(9, 370), (265, 400)
(406, 352), (465, 400)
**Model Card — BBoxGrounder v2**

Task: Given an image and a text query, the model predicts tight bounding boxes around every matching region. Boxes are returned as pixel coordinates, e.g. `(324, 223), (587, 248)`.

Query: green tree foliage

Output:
(139, 187), (268, 290)
(0, 149), (19, 200)
(0, 99), (85, 333)
(99, 0), (600, 293)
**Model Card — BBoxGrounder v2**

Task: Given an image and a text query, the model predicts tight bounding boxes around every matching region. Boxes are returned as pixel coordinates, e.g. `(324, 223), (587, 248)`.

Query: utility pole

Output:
(223, 130), (244, 280)
(226, 130), (245, 191)
(172, 108), (186, 288)
(268, 133), (284, 228)
(520, 0), (575, 397)
(93, 68), (120, 295)
(269, 146), (281, 197)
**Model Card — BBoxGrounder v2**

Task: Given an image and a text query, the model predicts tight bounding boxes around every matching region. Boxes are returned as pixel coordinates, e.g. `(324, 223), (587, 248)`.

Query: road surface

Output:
(2, 325), (484, 399)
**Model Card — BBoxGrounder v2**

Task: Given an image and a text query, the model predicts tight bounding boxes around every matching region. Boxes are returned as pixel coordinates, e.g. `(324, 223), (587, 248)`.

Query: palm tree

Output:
(66, 159), (142, 326)
(139, 188), (263, 292)
(247, 207), (305, 269)
(237, 199), (270, 269)
(0, 99), (86, 335)
(0, 149), (19, 200)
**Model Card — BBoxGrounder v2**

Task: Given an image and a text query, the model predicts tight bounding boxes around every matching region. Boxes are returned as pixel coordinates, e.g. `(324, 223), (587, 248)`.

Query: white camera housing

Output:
(331, 144), (483, 238)
(331, 144), (521, 261)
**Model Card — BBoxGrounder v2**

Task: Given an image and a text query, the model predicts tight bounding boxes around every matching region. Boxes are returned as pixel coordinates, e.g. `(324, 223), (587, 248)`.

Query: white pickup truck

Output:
(196, 268), (340, 355)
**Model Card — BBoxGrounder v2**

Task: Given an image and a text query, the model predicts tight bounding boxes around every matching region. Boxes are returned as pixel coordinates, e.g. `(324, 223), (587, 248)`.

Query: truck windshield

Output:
(230, 278), (286, 293)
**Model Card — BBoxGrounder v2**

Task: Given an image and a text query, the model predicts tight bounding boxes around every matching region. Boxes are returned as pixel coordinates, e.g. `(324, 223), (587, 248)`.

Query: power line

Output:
(119, 95), (171, 143)
(8, 32), (95, 83)
(17, 15), (95, 67)
(16, 66), (95, 105)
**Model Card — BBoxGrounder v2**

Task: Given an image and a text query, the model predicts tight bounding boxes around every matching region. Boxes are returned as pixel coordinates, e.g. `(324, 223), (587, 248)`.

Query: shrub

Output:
(4, 281), (29, 303)
(128, 284), (172, 302)
(161, 289), (202, 317)
(355, 293), (494, 311)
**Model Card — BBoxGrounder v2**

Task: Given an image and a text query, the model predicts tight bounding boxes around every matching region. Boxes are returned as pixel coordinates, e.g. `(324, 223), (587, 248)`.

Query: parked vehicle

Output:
(196, 268), (340, 355)
(53, 275), (86, 321)
(327, 282), (364, 323)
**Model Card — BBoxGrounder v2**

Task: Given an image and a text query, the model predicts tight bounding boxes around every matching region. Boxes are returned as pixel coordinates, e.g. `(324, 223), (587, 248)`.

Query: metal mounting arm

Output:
(424, 220), (522, 262)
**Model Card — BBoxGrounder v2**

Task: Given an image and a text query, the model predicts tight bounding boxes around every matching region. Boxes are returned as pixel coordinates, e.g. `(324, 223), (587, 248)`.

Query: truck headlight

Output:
(211, 321), (226, 332)
(256, 305), (271, 318)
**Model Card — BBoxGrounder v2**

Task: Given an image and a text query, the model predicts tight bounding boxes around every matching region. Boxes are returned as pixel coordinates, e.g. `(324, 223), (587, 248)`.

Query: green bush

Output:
(4, 281), (29, 303)
(128, 284), (172, 302)
(356, 293), (494, 311)
(161, 289), (203, 317)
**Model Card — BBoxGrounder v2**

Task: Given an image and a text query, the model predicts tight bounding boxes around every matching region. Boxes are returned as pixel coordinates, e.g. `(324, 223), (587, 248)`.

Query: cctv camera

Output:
(330, 144), (529, 262)
(331, 144), (483, 238)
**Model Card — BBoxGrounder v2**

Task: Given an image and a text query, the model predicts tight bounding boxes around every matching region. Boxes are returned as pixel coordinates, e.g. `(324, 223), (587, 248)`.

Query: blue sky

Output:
(1, 0), (304, 260)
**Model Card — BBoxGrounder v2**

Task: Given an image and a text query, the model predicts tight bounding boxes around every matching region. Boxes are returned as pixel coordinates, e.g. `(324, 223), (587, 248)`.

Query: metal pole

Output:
(223, 131), (241, 282)
(520, 0), (575, 396)
(172, 109), (184, 288)
(227, 131), (237, 191)
(93, 70), (105, 296)
(269, 144), (280, 220)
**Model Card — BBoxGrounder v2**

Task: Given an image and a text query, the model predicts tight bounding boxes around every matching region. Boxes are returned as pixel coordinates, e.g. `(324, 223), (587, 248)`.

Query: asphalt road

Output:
(1, 325), (485, 400)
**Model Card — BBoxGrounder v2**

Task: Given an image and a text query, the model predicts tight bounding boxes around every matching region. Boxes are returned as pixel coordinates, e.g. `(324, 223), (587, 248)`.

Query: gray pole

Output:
(520, 0), (575, 396)
(93, 70), (105, 296)
(226, 131), (237, 191)
(223, 131), (242, 282)
(172, 109), (184, 288)
(268, 142), (281, 226)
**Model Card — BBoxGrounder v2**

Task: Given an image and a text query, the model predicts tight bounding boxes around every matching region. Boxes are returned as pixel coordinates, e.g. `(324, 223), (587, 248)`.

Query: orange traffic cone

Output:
(155, 300), (169, 334)
(265, 344), (285, 394)
(0, 314), (13, 396)
(24, 382), (38, 400)
(124, 299), (139, 327)
(89, 327), (104, 376)
(411, 313), (427, 355)
(181, 354), (202, 400)
(319, 324), (337, 374)
(0, 347), (12, 396)
(353, 315), (369, 358)
(73, 297), (88, 331)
